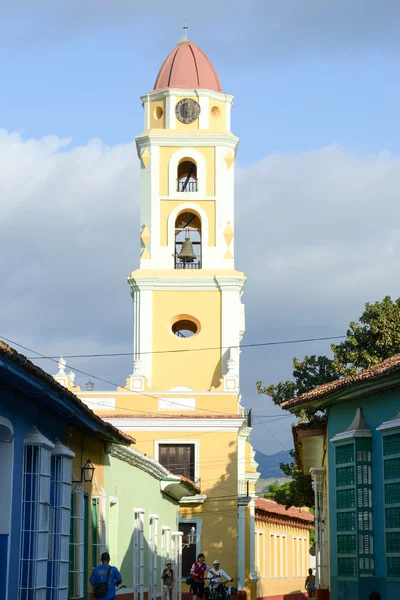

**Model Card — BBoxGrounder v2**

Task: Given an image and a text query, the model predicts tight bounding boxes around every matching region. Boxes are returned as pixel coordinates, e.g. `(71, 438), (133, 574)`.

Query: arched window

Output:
(174, 211), (201, 269)
(177, 159), (197, 193)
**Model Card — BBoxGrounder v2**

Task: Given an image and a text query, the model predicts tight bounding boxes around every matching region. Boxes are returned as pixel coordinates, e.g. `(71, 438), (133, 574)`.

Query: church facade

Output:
(71, 36), (260, 597)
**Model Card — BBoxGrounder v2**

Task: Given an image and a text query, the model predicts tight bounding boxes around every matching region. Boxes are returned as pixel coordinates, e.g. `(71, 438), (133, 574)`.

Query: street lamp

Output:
(182, 526), (197, 549)
(80, 459), (95, 482)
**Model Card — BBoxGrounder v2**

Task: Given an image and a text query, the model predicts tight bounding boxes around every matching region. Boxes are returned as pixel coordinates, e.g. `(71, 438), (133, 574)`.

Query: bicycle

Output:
(204, 578), (234, 600)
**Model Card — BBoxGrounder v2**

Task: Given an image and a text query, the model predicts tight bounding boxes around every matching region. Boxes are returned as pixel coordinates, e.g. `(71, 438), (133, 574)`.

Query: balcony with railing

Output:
(177, 178), (198, 193)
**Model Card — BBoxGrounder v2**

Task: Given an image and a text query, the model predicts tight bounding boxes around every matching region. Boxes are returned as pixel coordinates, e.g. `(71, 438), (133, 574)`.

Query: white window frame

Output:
(108, 497), (119, 566)
(154, 439), (199, 484)
(255, 530), (265, 578)
(149, 515), (159, 600)
(134, 509), (145, 600)
(171, 532), (183, 600)
(69, 486), (85, 600)
(270, 532), (287, 579)
(92, 495), (107, 567)
(47, 440), (74, 600)
(162, 526), (171, 565)
(293, 535), (308, 577)
(0, 416), (14, 600)
(19, 426), (54, 600)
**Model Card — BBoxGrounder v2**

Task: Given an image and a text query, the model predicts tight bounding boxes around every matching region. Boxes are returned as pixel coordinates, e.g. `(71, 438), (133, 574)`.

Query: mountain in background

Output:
(254, 449), (292, 479)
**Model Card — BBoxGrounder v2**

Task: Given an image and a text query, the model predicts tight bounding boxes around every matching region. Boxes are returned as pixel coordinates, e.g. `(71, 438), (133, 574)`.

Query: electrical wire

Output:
(25, 334), (345, 360)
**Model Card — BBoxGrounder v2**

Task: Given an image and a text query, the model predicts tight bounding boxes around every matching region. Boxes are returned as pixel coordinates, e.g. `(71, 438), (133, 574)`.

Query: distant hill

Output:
(254, 449), (292, 480)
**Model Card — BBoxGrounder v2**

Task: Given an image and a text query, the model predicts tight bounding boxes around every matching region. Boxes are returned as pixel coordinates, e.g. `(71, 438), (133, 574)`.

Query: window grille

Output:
(148, 516), (159, 600)
(383, 431), (400, 577)
(335, 438), (374, 578)
(47, 441), (74, 600)
(292, 536), (306, 577)
(91, 496), (106, 568)
(19, 427), (54, 600)
(134, 509), (145, 600)
(68, 487), (84, 599)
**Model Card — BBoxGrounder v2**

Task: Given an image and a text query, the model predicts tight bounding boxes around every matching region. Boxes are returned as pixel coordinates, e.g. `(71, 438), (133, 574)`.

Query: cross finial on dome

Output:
(180, 18), (189, 43)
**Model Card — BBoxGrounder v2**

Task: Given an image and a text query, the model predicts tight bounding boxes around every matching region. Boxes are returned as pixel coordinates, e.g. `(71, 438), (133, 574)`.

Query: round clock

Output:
(175, 98), (201, 124)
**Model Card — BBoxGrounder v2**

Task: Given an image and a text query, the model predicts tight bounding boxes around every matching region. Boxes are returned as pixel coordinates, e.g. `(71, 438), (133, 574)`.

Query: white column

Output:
(310, 467), (328, 589)
(249, 499), (257, 581)
(237, 503), (246, 589)
(166, 94), (176, 129)
(198, 95), (210, 129)
(171, 532), (183, 600)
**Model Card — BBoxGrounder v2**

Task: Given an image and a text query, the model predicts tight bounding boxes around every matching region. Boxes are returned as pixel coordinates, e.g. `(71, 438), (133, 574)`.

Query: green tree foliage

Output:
(259, 296), (400, 509)
(257, 296), (400, 408)
(265, 449), (314, 509)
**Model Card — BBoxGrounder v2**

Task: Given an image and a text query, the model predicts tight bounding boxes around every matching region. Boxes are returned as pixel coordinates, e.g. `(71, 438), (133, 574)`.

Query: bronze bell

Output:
(178, 236), (196, 262)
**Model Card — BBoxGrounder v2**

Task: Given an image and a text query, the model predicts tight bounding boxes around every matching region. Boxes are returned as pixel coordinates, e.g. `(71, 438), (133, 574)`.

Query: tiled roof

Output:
(281, 353), (400, 411)
(0, 342), (134, 445)
(97, 413), (244, 419)
(255, 497), (314, 524)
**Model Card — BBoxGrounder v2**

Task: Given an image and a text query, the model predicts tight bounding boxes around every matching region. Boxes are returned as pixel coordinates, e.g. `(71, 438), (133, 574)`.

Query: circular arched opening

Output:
(154, 106), (164, 120)
(177, 158), (197, 192)
(211, 106), (220, 118)
(171, 315), (200, 338)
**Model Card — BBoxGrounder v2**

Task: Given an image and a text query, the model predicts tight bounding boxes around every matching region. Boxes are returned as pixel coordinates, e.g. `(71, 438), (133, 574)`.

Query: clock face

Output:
(176, 98), (201, 124)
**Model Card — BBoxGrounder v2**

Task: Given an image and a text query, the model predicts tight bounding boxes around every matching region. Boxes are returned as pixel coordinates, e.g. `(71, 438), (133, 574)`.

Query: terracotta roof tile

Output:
(0, 342), (134, 445)
(255, 497), (314, 523)
(281, 353), (400, 411)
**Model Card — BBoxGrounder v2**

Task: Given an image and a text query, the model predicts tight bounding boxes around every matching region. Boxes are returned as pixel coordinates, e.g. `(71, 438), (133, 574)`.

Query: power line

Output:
(25, 334), (346, 360)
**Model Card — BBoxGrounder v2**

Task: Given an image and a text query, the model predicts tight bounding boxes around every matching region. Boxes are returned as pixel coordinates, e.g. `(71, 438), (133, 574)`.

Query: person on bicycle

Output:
(208, 560), (233, 600)
(190, 553), (217, 600)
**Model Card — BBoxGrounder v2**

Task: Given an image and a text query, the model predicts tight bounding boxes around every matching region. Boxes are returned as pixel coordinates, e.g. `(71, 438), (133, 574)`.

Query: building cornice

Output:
(140, 88), (234, 104)
(104, 417), (245, 433)
(136, 133), (239, 153)
(128, 275), (246, 293)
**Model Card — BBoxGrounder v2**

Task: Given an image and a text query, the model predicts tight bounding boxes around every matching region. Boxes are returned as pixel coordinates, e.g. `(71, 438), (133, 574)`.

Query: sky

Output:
(1, 1), (400, 454)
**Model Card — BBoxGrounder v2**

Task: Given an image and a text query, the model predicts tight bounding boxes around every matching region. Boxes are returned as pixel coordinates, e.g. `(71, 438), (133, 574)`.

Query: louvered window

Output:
(383, 432), (400, 577)
(158, 444), (195, 482)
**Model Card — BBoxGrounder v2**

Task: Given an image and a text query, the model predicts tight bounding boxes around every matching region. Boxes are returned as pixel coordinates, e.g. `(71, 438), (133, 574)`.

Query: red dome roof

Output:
(153, 40), (222, 93)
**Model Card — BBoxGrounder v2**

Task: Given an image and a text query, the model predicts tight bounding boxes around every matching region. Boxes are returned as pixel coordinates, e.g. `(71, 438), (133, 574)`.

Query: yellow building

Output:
(68, 34), (261, 598)
(254, 499), (314, 600)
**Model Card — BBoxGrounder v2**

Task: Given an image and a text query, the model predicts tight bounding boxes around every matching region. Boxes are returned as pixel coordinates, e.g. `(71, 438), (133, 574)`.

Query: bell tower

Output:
(129, 36), (246, 391)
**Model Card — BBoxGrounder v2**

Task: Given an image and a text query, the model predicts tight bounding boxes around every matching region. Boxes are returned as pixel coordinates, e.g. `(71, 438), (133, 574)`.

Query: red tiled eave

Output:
(0, 342), (134, 445)
(255, 498), (314, 525)
(281, 353), (400, 411)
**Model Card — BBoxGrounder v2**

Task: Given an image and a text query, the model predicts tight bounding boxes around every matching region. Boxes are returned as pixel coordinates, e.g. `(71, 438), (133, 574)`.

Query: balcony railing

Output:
(175, 258), (202, 270)
(177, 179), (198, 193)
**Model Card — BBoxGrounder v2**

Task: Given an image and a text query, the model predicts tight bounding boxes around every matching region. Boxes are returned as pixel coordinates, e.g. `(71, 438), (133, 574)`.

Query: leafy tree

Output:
(258, 296), (400, 508)
(265, 449), (314, 509)
(257, 296), (400, 408)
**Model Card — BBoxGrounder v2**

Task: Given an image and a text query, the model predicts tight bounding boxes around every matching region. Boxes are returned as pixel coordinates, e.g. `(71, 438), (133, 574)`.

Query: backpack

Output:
(92, 566), (112, 599)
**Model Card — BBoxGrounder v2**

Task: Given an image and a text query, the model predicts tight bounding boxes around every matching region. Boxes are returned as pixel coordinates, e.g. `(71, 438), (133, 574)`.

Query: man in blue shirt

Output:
(90, 552), (122, 600)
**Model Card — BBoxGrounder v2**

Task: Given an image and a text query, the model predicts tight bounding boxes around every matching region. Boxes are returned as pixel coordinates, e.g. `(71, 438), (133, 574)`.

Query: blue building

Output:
(282, 354), (400, 600)
(0, 341), (130, 600)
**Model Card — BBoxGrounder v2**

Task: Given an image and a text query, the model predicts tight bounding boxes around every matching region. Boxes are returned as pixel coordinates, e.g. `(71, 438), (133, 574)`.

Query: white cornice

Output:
(377, 415), (400, 432)
(140, 89), (234, 104)
(136, 133), (239, 152)
(108, 443), (170, 480)
(79, 390), (240, 397)
(128, 275), (246, 293)
(104, 417), (245, 433)
(179, 494), (207, 505)
(330, 429), (372, 442)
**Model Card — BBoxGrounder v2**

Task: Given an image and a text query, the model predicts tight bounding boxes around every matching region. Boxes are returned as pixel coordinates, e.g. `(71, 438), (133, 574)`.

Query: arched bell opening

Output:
(175, 210), (202, 269)
(177, 158), (198, 193)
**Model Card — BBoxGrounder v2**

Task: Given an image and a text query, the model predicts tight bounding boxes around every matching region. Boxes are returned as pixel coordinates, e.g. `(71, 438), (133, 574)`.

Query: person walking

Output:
(190, 553), (217, 600)
(162, 560), (175, 600)
(90, 552), (122, 600)
(304, 568), (315, 599)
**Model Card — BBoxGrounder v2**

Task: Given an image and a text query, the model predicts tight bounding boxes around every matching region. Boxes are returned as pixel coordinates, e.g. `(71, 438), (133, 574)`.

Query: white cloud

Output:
(2, 129), (400, 453)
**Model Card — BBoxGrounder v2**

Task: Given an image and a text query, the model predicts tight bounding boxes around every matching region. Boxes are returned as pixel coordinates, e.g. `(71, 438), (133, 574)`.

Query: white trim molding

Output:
(105, 418), (245, 433)
(127, 275), (246, 293)
(136, 133), (239, 156)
